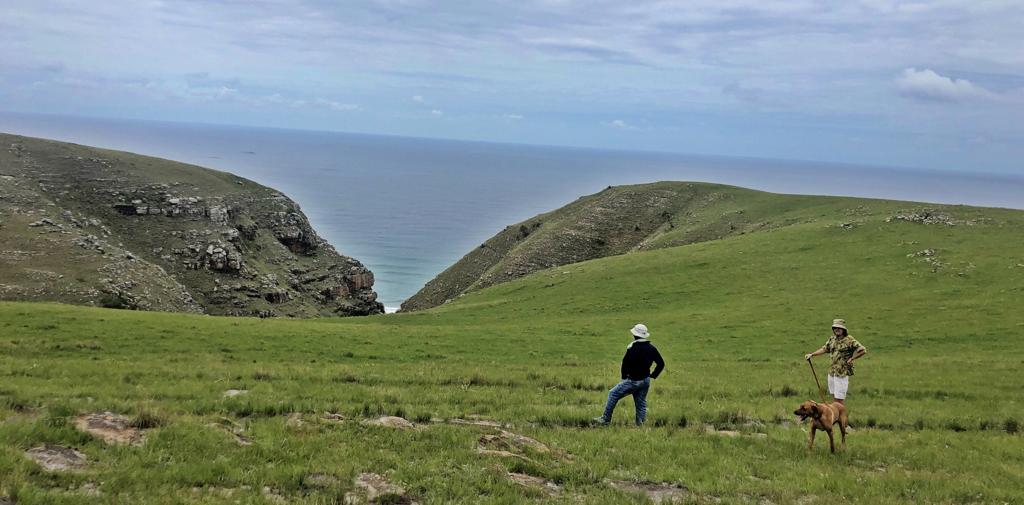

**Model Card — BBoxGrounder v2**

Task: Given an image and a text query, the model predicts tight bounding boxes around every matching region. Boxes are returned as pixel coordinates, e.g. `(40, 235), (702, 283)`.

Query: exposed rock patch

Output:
(887, 209), (973, 226)
(344, 473), (418, 505)
(321, 412), (346, 422)
(607, 480), (689, 503)
(700, 424), (768, 439)
(25, 444), (87, 472)
(506, 472), (561, 496)
(477, 430), (550, 456)
(223, 389), (248, 398)
(74, 412), (144, 445)
(285, 412), (306, 428)
(363, 416), (415, 430)
(302, 473), (340, 489)
(448, 417), (506, 428)
(208, 418), (252, 446)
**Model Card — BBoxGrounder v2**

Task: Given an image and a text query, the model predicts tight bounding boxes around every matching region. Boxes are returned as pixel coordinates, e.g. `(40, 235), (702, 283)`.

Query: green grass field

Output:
(2, 195), (1023, 504)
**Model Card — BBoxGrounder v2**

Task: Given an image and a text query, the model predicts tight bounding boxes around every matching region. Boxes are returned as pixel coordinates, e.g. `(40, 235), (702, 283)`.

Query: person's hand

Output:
(804, 353), (813, 361)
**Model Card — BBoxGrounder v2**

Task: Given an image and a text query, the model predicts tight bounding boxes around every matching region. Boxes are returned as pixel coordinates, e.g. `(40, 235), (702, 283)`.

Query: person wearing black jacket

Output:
(593, 323), (666, 426)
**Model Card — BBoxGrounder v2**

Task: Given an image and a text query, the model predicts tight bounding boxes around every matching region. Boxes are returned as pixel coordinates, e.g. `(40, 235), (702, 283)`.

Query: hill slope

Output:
(0, 133), (382, 317)
(1, 187), (1023, 503)
(402, 181), (998, 311)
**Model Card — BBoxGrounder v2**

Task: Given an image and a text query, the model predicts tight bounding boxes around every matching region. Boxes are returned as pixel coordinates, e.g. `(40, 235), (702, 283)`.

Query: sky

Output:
(1, 1), (1022, 174)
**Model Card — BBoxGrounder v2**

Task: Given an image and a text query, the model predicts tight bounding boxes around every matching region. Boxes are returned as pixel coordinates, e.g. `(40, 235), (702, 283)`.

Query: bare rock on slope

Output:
(0, 134), (382, 317)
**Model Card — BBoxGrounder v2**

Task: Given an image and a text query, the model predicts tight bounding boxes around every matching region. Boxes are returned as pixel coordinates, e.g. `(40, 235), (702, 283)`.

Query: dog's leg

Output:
(840, 411), (848, 450)
(826, 427), (835, 454)
(807, 423), (816, 450)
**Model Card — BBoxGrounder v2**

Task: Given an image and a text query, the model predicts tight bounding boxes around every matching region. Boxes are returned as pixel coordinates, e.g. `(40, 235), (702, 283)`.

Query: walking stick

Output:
(807, 358), (827, 403)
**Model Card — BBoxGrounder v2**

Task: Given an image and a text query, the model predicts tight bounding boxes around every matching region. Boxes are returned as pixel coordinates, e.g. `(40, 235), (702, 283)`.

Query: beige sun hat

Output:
(630, 323), (650, 338)
(831, 319), (848, 331)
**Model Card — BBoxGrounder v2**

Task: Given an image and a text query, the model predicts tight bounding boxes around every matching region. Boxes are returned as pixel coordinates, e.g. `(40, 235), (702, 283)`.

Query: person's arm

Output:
(804, 346), (827, 361)
(621, 351), (629, 380)
(650, 347), (665, 379)
(848, 342), (867, 363)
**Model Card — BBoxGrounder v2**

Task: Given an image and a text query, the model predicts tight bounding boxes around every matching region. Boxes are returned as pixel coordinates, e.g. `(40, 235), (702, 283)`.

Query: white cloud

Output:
(602, 119), (637, 130)
(503, 113), (524, 120)
(430, 109), (443, 116)
(412, 95), (425, 103)
(895, 68), (995, 102)
(314, 98), (359, 111)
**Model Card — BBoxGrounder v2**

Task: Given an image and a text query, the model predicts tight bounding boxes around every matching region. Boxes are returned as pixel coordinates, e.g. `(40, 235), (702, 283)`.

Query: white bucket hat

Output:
(630, 323), (650, 338)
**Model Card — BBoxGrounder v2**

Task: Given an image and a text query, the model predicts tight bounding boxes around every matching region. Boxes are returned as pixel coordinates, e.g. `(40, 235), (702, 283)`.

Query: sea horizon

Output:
(3, 110), (1023, 310)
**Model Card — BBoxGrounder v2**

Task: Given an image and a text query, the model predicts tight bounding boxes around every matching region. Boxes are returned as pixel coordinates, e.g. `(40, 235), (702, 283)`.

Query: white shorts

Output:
(827, 375), (849, 400)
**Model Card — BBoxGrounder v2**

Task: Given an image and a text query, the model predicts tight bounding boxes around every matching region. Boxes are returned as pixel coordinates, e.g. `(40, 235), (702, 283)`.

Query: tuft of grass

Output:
(129, 410), (167, 429)
(1006, 418), (1020, 435)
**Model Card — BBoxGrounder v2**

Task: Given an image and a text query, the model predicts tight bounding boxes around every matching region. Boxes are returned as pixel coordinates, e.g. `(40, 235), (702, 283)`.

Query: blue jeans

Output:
(601, 378), (651, 426)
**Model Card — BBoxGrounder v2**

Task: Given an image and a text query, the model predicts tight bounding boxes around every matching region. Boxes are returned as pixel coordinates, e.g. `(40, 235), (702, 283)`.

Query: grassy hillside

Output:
(401, 181), (1011, 312)
(1, 187), (1022, 504)
(0, 134), (382, 317)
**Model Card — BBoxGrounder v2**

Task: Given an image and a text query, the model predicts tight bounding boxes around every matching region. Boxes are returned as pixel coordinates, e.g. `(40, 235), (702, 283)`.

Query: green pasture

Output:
(2, 201), (1023, 503)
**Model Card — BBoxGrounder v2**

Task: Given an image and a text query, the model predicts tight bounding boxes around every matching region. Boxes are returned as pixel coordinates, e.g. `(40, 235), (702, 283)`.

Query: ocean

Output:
(3, 111), (1023, 311)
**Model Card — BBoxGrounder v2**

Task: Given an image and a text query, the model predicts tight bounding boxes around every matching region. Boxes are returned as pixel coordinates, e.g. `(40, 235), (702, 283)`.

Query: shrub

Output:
(1005, 418), (1019, 435)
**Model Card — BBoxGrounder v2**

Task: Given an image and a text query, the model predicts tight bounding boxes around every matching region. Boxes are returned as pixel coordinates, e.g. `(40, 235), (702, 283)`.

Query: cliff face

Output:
(0, 133), (383, 317)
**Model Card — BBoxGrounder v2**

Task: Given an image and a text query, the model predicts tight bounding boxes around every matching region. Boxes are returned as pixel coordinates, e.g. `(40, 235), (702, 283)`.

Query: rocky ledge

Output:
(0, 133), (382, 317)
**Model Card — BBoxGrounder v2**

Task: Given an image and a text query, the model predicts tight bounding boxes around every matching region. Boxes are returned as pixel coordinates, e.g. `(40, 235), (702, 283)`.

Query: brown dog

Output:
(794, 400), (848, 453)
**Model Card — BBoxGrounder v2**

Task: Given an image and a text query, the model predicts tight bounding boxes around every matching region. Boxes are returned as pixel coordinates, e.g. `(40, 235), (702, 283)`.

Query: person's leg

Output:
(832, 376), (848, 406)
(631, 378), (651, 426)
(827, 375), (837, 401)
(599, 380), (636, 423)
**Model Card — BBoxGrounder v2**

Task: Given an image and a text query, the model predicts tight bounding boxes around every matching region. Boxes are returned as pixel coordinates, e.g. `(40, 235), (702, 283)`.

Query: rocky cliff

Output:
(0, 133), (383, 317)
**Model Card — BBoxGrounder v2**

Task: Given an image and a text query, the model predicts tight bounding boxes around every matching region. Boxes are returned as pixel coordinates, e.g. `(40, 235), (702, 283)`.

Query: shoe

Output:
(591, 416), (609, 426)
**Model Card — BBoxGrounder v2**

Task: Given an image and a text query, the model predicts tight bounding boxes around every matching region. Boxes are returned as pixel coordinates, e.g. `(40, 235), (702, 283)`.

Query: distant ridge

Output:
(0, 133), (383, 317)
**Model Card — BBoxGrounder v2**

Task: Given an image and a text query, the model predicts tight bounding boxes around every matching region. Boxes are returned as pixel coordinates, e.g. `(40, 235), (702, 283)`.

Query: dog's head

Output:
(793, 400), (821, 421)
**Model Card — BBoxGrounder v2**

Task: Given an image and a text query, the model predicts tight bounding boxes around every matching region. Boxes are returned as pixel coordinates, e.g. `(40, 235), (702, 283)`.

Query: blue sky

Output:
(1, 1), (1022, 173)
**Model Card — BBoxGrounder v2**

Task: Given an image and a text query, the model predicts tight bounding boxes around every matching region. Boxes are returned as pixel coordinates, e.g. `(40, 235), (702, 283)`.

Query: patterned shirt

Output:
(824, 334), (866, 377)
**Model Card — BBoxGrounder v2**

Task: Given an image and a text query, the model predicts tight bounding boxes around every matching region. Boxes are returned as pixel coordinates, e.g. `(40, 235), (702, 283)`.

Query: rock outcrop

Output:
(0, 133), (382, 317)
